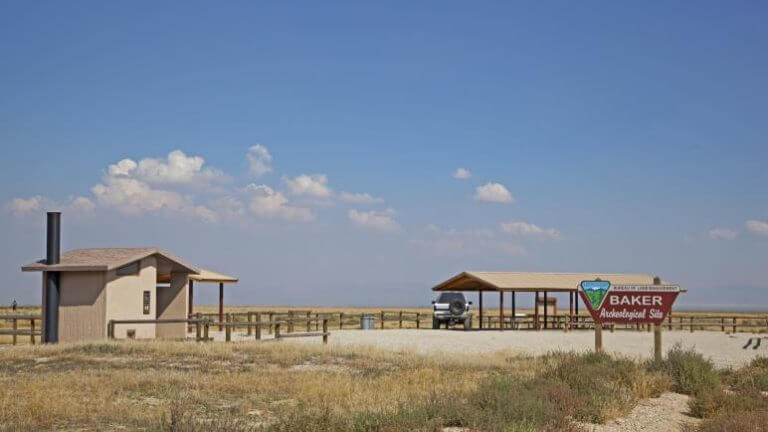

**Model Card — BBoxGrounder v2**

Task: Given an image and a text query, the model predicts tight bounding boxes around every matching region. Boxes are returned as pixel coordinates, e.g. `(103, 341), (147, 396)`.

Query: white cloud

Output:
(453, 168), (472, 180)
(285, 174), (332, 198)
(500, 221), (561, 239)
(708, 228), (738, 240)
(746, 220), (768, 236)
(347, 208), (399, 232)
(413, 224), (525, 256)
(68, 196), (96, 213)
(246, 184), (314, 222)
(6, 196), (44, 215)
(247, 145), (273, 177)
(91, 177), (189, 214)
(109, 150), (225, 185)
(339, 192), (383, 204)
(474, 182), (514, 203)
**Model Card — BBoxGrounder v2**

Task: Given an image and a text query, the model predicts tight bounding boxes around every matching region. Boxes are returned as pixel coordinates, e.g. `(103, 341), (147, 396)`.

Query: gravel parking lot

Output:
(284, 329), (767, 368)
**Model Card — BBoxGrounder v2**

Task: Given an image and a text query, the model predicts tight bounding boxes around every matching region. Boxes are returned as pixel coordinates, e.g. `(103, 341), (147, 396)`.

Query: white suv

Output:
(432, 292), (472, 330)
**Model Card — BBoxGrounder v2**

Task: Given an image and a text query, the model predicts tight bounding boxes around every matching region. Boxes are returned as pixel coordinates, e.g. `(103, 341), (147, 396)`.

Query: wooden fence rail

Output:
(0, 315), (41, 345)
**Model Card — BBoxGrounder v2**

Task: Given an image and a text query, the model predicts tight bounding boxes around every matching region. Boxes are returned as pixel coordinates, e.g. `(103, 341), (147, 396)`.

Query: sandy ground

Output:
(578, 392), (699, 432)
(209, 329), (768, 368)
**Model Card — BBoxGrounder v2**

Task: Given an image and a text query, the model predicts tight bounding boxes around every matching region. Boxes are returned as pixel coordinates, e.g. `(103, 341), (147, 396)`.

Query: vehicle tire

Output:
(449, 300), (465, 315)
(432, 318), (440, 329)
(463, 318), (471, 330)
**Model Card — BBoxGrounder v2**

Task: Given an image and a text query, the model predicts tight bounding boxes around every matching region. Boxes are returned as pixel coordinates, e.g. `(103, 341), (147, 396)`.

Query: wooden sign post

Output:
(579, 279), (681, 360)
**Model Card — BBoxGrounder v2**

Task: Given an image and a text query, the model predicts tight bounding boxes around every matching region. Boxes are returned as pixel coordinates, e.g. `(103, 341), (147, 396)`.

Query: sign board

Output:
(579, 280), (681, 325)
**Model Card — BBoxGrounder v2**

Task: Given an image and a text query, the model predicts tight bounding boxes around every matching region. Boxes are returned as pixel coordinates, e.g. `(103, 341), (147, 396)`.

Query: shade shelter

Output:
(159, 269), (238, 329)
(432, 272), (666, 330)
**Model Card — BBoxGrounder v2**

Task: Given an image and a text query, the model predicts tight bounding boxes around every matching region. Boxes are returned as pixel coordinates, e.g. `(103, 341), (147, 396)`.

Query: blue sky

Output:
(1, 2), (767, 309)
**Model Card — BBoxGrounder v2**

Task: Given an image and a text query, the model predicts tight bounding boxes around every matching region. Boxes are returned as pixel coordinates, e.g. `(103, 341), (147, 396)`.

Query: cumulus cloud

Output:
(68, 196), (96, 213)
(285, 174), (332, 198)
(347, 208), (400, 232)
(247, 145), (273, 177)
(339, 192), (383, 204)
(474, 182), (514, 203)
(245, 184), (314, 222)
(746, 220), (768, 236)
(500, 221), (561, 239)
(708, 228), (738, 240)
(108, 150), (224, 186)
(453, 168), (471, 180)
(6, 196), (44, 215)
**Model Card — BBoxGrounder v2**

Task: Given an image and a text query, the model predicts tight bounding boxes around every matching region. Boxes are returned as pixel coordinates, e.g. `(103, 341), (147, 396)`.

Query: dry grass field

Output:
(1, 339), (766, 432)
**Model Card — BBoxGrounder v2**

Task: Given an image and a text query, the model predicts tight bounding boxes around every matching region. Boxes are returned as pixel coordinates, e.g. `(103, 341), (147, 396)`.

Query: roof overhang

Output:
(432, 271), (676, 293)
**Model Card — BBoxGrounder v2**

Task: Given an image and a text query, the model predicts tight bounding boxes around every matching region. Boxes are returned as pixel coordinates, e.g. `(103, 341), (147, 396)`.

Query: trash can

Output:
(360, 314), (375, 330)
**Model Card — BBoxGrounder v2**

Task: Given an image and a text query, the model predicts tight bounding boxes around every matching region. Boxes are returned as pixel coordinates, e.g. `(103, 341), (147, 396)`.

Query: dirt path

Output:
(579, 392), (700, 432)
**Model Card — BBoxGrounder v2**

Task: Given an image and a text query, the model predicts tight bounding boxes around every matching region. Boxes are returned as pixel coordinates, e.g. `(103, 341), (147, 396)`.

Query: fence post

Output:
(339, 313), (344, 330)
(288, 311), (294, 333)
(203, 321), (209, 342)
(322, 319), (328, 345)
(315, 313), (319, 331)
(225, 313), (232, 342)
(275, 323), (282, 341)
(30, 318), (35, 345)
(380, 311), (385, 330)
(733, 317), (737, 333)
(107, 320), (115, 339)
(247, 312), (253, 336)
(721, 317), (725, 332)
(195, 320), (201, 342)
(12, 318), (17, 346)
(399, 311), (403, 329)
(416, 312), (420, 329)
(690, 316), (695, 333)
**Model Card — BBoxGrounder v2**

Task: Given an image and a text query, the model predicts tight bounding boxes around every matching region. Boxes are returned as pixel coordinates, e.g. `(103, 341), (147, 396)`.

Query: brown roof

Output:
(157, 269), (238, 284)
(433, 271), (671, 293)
(21, 248), (199, 274)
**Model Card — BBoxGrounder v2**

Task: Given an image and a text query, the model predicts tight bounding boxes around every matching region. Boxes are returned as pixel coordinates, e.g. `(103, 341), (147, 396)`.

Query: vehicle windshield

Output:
(437, 293), (465, 303)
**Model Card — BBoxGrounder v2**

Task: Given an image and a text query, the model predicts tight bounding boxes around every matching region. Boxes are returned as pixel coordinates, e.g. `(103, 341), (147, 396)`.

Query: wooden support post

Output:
(534, 291), (540, 330)
(654, 324), (662, 362)
(574, 293), (579, 329)
(511, 291), (516, 330)
(322, 319), (328, 345)
(218, 282), (224, 331)
(399, 311), (403, 329)
(479, 291), (484, 329)
(225, 313), (232, 342)
(30, 319), (35, 345)
(188, 280), (194, 316)
(595, 323), (603, 353)
(569, 292), (574, 330)
(247, 312), (253, 336)
(543, 291), (548, 330)
(12, 318), (17, 345)
(499, 291), (504, 331)
(380, 311), (385, 330)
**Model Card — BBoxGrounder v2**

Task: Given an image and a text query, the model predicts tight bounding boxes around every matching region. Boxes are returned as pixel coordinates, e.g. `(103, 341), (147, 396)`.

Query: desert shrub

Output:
(697, 410), (768, 432)
(726, 356), (768, 393)
(649, 343), (720, 396)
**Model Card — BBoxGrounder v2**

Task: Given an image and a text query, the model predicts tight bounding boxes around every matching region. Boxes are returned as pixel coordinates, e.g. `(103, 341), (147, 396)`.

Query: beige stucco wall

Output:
(155, 273), (188, 339)
(58, 271), (107, 342)
(105, 256), (157, 339)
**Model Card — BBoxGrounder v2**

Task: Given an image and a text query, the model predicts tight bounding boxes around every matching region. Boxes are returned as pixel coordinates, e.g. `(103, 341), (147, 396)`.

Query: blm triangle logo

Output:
(580, 280), (611, 311)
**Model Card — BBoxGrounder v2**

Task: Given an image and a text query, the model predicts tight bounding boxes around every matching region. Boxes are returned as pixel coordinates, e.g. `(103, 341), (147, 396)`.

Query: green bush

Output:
(649, 343), (720, 396)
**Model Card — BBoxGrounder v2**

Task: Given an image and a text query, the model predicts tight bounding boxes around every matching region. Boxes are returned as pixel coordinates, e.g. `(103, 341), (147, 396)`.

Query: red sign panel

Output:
(579, 282), (681, 325)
